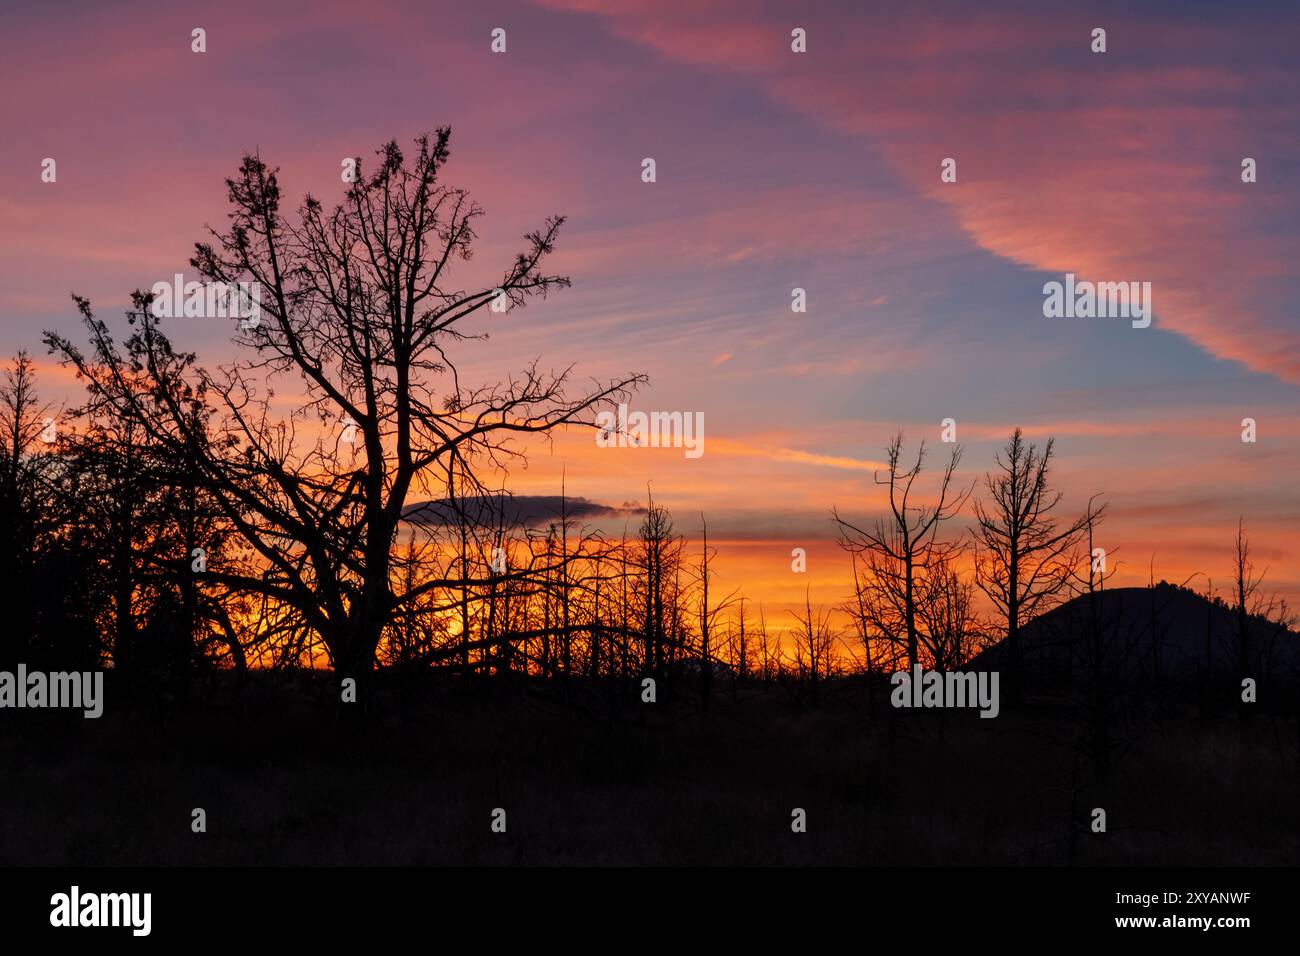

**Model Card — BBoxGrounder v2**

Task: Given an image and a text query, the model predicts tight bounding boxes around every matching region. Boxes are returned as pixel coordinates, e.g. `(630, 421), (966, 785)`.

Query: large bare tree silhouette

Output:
(47, 130), (644, 694)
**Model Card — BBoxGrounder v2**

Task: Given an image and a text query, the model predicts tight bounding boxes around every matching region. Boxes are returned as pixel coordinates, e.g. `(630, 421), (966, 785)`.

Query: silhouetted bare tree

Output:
(1230, 518), (1292, 718)
(971, 428), (1101, 706)
(635, 492), (681, 679)
(834, 431), (971, 669)
(788, 586), (837, 704)
(47, 131), (644, 700)
(917, 552), (985, 670)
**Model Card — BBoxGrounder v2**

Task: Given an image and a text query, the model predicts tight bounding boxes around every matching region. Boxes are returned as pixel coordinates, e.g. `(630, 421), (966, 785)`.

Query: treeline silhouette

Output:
(1, 131), (1294, 736)
(0, 337), (860, 711)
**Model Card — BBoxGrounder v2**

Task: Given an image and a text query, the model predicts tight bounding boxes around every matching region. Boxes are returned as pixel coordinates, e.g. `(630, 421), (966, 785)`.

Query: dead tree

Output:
(971, 428), (1100, 706)
(47, 131), (644, 700)
(834, 431), (971, 669)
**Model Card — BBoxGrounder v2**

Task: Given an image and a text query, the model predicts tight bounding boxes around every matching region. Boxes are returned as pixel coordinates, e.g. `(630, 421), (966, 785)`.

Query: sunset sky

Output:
(2, 0), (1298, 626)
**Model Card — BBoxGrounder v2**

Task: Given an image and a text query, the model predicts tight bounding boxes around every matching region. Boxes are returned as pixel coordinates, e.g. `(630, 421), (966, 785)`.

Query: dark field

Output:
(3, 673), (1296, 866)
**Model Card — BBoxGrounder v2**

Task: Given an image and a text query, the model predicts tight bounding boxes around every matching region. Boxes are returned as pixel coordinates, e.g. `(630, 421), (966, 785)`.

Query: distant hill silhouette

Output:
(972, 583), (1300, 692)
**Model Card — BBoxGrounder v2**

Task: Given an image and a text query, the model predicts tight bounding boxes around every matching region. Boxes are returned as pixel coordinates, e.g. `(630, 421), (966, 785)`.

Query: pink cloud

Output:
(537, 0), (1300, 382)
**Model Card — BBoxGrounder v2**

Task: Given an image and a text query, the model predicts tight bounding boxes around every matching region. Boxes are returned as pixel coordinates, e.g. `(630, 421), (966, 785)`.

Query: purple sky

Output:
(2, 0), (1298, 612)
